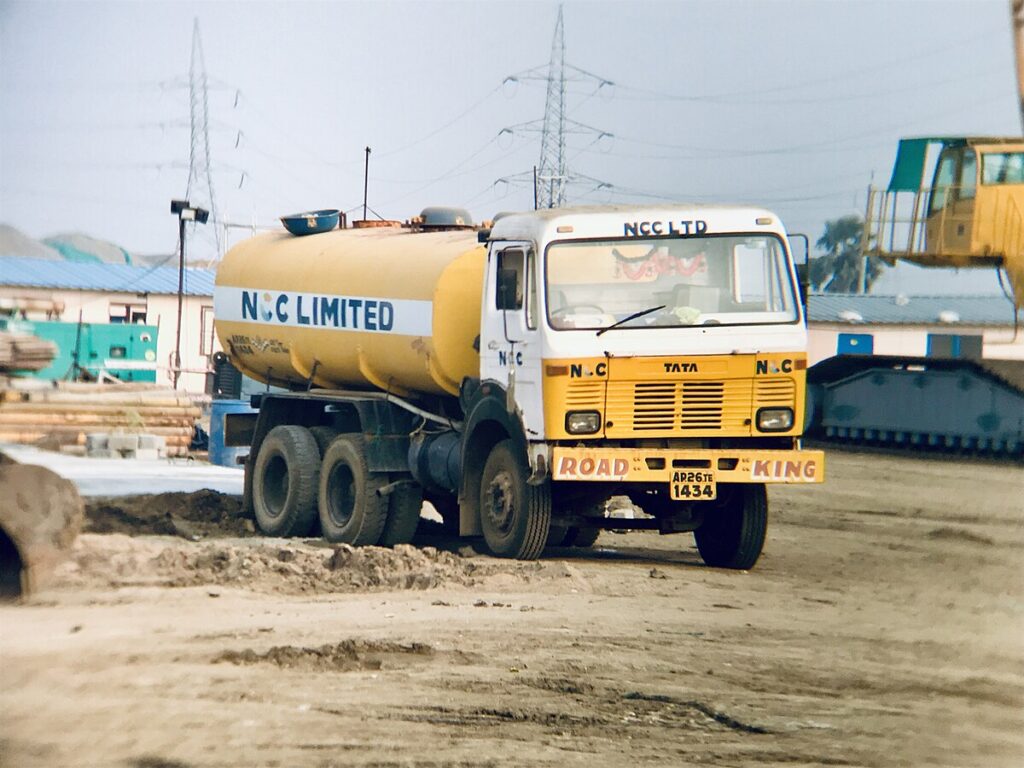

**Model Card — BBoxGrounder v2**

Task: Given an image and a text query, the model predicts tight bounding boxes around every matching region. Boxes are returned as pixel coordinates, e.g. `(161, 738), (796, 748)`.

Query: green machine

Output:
(0, 318), (159, 382)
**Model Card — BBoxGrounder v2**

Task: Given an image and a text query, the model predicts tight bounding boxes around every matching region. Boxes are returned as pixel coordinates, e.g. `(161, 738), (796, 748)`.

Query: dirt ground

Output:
(1, 448), (1022, 768)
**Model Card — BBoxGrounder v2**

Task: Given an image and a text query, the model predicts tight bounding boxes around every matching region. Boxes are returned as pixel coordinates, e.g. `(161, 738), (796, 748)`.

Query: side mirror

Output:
(497, 267), (522, 310)
(789, 233), (811, 312)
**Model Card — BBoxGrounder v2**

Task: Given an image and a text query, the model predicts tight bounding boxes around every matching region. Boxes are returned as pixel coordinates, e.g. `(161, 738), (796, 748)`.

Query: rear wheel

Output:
(545, 524), (569, 548)
(309, 426), (339, 456)
(252, 425), (320, 537)
(694, 484), (767, 570)
(241, 457), (254, 519)
(479, 440), (550, 560)
(379, 480), (423, 547)
(563, 526), (601, 548)
(305, 427), (338, 537)
(317, 434), (387, 545)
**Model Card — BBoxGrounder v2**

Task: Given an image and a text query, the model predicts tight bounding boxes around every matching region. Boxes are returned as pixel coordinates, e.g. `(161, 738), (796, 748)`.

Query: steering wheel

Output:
(550, 304), (604, 317)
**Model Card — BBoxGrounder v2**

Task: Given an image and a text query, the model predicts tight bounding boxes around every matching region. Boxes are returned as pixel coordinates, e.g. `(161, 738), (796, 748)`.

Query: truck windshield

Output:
(545, 234), (798, 330)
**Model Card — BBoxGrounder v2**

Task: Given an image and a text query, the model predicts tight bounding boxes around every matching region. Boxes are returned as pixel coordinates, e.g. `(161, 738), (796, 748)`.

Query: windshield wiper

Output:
(596, 305), (665, 337)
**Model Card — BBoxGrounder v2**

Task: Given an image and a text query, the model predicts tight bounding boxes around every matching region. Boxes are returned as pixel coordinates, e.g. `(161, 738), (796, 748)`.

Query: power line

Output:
(608, 23), (1005, 105)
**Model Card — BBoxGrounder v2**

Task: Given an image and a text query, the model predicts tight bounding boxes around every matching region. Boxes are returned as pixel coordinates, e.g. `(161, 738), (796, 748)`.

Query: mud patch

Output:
(85, 491), (253, 539)
(128, 758), (194, 768)
(926, 527), (995, 546)
(392, 705), (606, 729)
(214, 639), (433, 672)
(622, 691), (770, 734)
(522, 676), (595, 696)
(392, 692), (770, 735)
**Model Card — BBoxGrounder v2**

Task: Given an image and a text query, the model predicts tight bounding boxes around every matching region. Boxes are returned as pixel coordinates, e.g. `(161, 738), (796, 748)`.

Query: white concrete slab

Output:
(0, 444), (243, 497)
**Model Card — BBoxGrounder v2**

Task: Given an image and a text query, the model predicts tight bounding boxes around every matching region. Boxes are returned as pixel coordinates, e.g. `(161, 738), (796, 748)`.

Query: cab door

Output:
(479, 242), (545, 439)
(925, 147), (975, 254)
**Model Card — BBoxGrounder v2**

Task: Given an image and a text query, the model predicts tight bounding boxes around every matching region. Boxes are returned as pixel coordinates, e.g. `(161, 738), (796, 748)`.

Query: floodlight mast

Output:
(170, 199), (209, 390)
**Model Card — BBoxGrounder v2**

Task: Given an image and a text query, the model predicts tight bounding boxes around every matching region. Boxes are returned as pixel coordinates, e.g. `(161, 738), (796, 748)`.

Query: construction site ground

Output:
(1, 448), (1022, 768)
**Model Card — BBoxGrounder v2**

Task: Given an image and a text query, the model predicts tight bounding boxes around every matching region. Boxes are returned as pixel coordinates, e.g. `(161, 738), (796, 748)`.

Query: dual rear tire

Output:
(252, 426), (421, 547)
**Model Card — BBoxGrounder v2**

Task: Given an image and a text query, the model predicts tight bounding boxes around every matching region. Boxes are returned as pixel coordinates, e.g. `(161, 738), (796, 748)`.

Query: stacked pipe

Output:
(0, 380), (201, 456)
(0, 332), (57, 372)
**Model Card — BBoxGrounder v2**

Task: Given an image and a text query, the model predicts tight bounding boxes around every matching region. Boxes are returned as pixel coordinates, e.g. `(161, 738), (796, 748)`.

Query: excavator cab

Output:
(864, 136), (1024, 309)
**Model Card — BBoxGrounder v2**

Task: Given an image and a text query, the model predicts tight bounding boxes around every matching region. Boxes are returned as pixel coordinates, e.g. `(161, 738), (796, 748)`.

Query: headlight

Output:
(757, 407), (794, 432)
(565, 410), (601, 435)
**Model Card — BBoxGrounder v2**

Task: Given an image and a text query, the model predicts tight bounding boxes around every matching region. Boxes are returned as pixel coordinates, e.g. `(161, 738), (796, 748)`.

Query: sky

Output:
(1, 0), (1020, 293)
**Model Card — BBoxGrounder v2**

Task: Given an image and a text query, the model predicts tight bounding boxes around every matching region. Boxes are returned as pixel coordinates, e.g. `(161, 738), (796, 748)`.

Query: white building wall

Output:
(808, 323), (1024, 365)
(0, 286), (218, 392)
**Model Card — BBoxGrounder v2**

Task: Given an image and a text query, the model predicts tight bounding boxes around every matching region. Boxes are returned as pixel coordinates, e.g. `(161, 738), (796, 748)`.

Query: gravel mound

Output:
(56, 537), (490, 594)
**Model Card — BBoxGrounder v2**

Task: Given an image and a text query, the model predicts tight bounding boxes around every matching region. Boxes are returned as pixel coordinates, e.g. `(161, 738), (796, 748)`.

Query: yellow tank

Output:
(214, 227), (485, 397)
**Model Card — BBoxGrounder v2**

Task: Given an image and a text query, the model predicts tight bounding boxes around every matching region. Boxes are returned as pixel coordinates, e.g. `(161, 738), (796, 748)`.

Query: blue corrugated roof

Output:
(808, 294), (1018, 326)
(0, 257), (214, 296)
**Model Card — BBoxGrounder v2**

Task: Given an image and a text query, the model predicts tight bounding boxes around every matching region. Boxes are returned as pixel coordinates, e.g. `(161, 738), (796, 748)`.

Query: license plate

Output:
(669, 470), (717, 501)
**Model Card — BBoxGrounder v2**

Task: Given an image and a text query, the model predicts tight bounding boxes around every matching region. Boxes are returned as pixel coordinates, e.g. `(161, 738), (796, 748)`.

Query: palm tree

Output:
(809, 215), (885, 293)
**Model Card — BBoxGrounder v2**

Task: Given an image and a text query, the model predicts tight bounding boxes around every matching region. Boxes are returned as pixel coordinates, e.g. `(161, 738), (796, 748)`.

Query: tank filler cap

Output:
(419, 206), (474, 229)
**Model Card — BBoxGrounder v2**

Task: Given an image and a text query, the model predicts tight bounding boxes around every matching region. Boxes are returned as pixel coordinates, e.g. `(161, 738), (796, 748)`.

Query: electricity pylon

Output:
(499, 5), (613, 208)
(537, 6), (568, 208)
(185, 18), (221, 259)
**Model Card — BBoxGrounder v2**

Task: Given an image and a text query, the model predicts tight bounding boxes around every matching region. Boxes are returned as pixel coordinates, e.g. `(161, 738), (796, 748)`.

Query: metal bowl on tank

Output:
(280, 209), (340, 236)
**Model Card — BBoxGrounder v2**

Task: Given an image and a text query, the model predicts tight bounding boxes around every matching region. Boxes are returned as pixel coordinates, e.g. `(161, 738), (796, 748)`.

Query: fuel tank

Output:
(214, 226), (484, 397)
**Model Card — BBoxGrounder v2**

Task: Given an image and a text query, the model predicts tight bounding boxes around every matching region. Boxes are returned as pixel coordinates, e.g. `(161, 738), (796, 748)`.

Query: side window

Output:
(200, 305), (215, 356)
(958, 150), (977, 200)
(109, 302), (147, 324)
(981, 152), (1024, 185)
(928, 151), (958, 214)
(526, 250), (538, 329)
(731, 239), (789, 311)
(495, 247), (525, 311)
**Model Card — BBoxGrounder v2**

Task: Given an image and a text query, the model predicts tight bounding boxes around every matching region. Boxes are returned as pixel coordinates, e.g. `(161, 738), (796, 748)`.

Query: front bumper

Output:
(550, 446), (824, 484)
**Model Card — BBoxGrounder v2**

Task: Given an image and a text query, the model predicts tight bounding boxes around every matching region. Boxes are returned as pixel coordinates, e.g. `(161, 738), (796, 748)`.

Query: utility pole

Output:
(1014, 0), (1024, 132)
(174, 214), (186, 389)
(170, 200), (209, 390)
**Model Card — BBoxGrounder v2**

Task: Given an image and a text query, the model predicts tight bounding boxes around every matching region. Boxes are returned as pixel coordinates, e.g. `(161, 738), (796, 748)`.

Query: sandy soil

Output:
(1, 449), (1022, 768)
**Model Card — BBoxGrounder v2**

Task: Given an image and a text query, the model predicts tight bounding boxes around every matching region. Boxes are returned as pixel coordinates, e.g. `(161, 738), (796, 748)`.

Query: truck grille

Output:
(605, 378), (793, 436)
(754, 377), (796, 407)
(565, 380), (604, 410)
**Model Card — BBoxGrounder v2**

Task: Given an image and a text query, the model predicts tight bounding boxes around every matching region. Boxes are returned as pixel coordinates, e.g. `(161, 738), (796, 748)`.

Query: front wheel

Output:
(694, 484), (767, 570)
(479, 440), (551, 560)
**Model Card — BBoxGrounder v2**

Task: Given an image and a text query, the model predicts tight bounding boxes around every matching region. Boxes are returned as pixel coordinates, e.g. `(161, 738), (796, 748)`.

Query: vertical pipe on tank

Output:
(363, 146), (371, 221)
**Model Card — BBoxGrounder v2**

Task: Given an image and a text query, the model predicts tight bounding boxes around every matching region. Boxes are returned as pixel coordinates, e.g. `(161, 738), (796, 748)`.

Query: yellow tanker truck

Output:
(214, 204), (824, 566)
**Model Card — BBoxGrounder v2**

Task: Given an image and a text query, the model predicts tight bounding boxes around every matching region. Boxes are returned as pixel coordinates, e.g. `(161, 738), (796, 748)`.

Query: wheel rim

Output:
(262, 453), (289, 519)
(326, 462), (356, 528)
(484, 470), (516, 536)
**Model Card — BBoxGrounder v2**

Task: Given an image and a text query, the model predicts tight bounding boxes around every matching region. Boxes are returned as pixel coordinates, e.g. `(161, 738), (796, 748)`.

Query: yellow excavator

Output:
(859, 4), (1024, 308)
(862, 136), (1024, 310)
(805, 7), (1024, 457)
(807, 139), (1024, 458)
